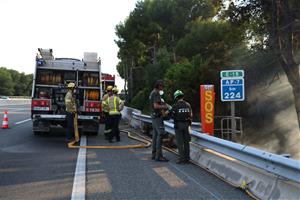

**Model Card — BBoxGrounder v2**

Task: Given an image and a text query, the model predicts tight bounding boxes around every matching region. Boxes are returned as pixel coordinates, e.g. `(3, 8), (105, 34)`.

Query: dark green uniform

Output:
(149, 89), (165, 160)
(171, 99), (192, 163)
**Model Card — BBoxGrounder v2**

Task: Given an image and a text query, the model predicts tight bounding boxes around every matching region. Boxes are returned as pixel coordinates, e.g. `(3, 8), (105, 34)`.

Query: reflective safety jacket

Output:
(65, 90), (76, 113)
(102, 94), (109, 113)
(107, 95), (123, 115)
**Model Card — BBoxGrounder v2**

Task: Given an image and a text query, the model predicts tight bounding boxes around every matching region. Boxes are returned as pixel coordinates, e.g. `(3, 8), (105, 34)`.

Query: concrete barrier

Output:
(190, 141), (300, 200)
(123, 106), (300, 200)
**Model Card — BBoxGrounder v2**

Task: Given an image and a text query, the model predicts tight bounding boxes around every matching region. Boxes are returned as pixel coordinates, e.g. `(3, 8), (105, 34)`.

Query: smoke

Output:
(243, 73), (300, 160)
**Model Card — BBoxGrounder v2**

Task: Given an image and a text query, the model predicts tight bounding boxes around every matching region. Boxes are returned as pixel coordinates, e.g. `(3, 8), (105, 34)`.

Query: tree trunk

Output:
(292, 85), (300, 129)
(271, 0), (300, 129)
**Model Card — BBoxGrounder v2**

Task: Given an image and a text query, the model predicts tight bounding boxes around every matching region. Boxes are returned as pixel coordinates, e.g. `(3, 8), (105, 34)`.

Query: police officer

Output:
(102, 86), (113, 139)
(106, 87), (123, 143)
(171, 90), (193, 164)
(149, 80), (169, 162)
(65, 82), (76, 144)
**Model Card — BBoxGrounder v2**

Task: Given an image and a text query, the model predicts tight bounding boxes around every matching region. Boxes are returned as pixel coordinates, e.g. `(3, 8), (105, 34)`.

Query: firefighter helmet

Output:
(174, 90), (184, 100)
(112, 87), (119, 93)
(67, 82), (75, 88)
(106, 85), (113, 91)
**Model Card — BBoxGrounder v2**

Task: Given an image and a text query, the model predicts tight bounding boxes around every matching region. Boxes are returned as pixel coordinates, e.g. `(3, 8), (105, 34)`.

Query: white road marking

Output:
(71, 136), (86, 200)
(14, 118), (32, 125)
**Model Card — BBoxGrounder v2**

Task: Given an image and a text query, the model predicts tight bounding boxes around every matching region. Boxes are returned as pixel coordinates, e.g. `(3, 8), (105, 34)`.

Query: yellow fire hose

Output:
(67, 113), (151, 149)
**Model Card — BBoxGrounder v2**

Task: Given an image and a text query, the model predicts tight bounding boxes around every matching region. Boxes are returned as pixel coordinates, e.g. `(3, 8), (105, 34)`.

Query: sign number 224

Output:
(224, 92), (241, 99)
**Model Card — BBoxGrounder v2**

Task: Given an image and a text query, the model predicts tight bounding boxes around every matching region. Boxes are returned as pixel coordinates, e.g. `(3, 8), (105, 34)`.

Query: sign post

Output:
(230, 101), (236, 137)
(220, 70), (245, 139)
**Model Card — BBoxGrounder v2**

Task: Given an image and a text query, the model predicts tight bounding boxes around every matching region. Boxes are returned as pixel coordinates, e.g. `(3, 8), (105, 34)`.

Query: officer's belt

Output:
(174, 120), (190, 122)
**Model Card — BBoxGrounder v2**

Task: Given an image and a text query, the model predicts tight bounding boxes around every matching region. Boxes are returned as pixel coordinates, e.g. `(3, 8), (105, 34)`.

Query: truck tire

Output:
(33, 131), (45, 136)
(89, 131), (99, 136)
(34, 131), (51, 136)
(82, 124), (99, 136)
(83, 130), (99, 136)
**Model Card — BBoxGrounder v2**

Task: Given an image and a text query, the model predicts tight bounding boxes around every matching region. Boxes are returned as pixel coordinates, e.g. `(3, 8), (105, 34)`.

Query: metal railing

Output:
(123, 107), (300, 184)
(0, 99), (31, 105)
(220, 116), (243, 142)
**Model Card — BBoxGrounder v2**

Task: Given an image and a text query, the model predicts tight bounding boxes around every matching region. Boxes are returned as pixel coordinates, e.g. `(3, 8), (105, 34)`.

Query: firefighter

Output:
(171, 90), (193, 164)
(149, 80), (169, 162)
(65, 82), (76, 144)
(102, 86), (113, 140)
(106, 87), (123, 143)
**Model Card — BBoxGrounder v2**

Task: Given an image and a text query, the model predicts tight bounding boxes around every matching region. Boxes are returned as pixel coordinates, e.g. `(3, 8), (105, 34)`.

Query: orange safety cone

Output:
(2, 110), (9, 129)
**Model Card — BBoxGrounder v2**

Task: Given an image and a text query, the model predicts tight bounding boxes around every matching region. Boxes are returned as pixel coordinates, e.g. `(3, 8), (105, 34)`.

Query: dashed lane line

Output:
(71, 136), (87, 200)
(14, 118), (32, 125)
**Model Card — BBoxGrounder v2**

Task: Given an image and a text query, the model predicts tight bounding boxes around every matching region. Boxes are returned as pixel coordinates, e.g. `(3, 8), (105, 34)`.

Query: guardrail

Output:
(131, 111), (201, 132)
(133, 111), (300, 183)
(122, 106), (300, 200)
(0, 99), (31, 106)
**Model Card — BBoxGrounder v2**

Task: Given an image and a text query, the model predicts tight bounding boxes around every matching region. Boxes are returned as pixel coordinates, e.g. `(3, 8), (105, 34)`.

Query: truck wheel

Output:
(84, 131), (98, 136)
(90, 131), (99, 136)
(33, 131), (43, 136)
(82, 124), (99, 135)
(33, 131), (50, 136)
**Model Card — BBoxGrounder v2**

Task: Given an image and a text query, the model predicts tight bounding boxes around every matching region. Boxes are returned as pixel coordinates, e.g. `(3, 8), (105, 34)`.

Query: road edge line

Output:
(71, 136), (86, 200)
(14, 118), (32, 125)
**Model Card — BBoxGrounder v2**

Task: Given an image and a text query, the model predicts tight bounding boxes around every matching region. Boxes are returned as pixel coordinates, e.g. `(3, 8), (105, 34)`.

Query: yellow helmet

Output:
(106, 85), (113, 91)
(67, 82), (75, 88)
(112, 87), (119, 93)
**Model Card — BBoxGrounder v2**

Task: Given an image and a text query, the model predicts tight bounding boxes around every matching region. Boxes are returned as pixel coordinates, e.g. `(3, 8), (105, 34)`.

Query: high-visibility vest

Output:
(102, 100), (109, 113)
(107, 95), (120, 115)
(102, 94), (109, 113)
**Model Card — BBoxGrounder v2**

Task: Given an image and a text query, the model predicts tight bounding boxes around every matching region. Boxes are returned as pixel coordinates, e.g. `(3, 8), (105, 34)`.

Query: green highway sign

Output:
(220, 70), (244, 78)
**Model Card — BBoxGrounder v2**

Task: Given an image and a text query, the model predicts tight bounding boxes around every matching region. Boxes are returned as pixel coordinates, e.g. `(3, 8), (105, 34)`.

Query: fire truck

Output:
(31, 48), (115, 135)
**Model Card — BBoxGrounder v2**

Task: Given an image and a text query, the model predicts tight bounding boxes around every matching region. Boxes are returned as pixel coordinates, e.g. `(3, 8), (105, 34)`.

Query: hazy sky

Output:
(0, 0), (137, 87)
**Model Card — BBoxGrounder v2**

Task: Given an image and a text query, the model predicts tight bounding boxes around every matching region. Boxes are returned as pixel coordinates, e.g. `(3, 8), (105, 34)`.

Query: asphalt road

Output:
(0, 103), (250, 200)
(0, 104), (78, 200)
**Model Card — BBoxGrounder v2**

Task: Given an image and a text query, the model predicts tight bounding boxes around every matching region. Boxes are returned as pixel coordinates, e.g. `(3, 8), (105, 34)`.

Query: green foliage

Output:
(144, 47), (172, 87)
(0, 68), (14, 96)
(130, 87), (151, 112)
(164, 56), (219, 119)
(176, 20), (244, 62)
(115, 0), (224, 111)
(115, 0), (288, 120)
(0, 67), (32, 96)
